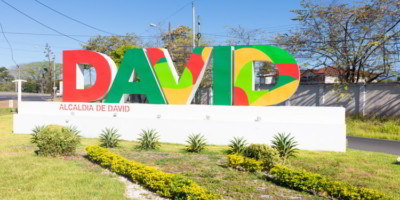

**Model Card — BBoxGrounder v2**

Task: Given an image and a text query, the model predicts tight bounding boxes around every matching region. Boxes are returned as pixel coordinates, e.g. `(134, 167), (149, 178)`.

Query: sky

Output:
(0, 0), (304, 68)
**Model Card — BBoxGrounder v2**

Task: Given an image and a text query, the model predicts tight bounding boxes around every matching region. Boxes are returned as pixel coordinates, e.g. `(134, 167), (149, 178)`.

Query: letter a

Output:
(105, 49), (166, 104)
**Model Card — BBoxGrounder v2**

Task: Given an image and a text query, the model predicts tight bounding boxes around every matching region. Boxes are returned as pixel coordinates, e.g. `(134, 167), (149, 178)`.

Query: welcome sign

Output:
(63, 46), (300, 106)
(13, 45), (346, 152)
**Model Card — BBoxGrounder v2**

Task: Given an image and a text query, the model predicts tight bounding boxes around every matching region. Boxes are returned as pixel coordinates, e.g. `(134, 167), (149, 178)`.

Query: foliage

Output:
(227, 154), (263, 172)
(43, 43), (57, 96)
(64, 125), (81, 137)
(0, 67), (14, 91)
(275, 0), (400, 83)
(225, 25), (266, 45)
(228, 137), (248, 154)
(137, 129), (160, 150)
(85, 145), (220, 200)
(162, 25), (212, 87)
(237, 144), (281, 171)
(110, 44), (139, 68)
(30, 125), (80, 156)
(186, 133), (207, 153)
(31, 125), (45, 144)
(99, 127), (121, 148)
(8, 61), (61, 93)
(243, 144), (274, 160)
(270, 165), (390, 200)
(271, 133), (298, 163)
(82, 33), (141, 56)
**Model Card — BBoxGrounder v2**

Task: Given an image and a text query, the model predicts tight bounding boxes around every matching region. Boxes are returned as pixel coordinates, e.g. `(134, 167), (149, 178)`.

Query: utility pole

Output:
(192, 1), (196, 48)
(53, 57), (56, 99)
(197, 15), (201, 46)
(168, 22), (172, 43)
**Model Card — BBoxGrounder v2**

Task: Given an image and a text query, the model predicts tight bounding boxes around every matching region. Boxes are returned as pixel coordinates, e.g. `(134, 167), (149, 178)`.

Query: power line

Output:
(0, 21), (20, 78)
(33, 0), (117, 36)
(1, 0), (85, 44)
(159, 1), (194, 24)
(1, 31), (156, 38)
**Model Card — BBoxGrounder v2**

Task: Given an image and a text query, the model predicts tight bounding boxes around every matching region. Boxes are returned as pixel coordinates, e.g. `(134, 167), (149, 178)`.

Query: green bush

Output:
(271, 133), (298, 163)
(186, 133), (207, 153)
(137, 129), (160, 150)
(31, 125), (80, 157)
(242, 144), (280, 171)
(85, 146), (220, 200)
(99, 127), (121, 148)
(243, 144), (270, 160)
(228, 137), (247, 154)
(270, 165), (390, 200)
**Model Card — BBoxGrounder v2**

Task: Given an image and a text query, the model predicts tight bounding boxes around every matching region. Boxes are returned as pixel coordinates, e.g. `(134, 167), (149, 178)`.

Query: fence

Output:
(194, 83), (400, 117)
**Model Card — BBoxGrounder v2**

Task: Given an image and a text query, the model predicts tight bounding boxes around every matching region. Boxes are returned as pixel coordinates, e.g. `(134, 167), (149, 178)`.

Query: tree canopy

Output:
(275, 0), (400, 83)
(82, 33), (141, 56)
(0, 67), (14, 91)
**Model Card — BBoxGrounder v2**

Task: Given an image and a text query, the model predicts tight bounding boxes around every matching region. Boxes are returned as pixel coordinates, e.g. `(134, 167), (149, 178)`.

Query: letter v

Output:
(146, 47), (212, 104)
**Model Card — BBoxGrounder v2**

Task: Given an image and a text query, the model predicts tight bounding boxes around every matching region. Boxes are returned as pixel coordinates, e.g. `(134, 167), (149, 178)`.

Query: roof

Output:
(301, 67), (343, 76)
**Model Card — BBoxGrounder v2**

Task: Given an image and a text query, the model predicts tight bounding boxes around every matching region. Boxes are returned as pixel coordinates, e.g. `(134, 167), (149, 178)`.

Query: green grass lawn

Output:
(288, 149), (400, 198)
(347, 115), (400, 140)
(2, 112), (400, 199)
(0, 114), (130, 200)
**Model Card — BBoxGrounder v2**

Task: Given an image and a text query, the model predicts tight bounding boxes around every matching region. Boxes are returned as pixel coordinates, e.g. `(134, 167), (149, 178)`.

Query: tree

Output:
(163, 25), (195, 74)
(274, 0), (400, 83)
(82, 33), (141, 56)
(225, 25), (267, 45)
(43, 44), (57, 96)
(9, 61), (60, 93)
(110, 44), (140, 68)
(0, 67), (13, 82)
(82, 33), (141, 85)
(162, 25), (212, 87)
(0, 67), (14, 91)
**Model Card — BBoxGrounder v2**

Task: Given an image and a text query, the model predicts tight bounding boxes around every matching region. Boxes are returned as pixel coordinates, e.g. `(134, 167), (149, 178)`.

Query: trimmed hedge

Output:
(270, 165), (391, 200)
(227, 154), (263, 172)
(85, 146), (221, 200)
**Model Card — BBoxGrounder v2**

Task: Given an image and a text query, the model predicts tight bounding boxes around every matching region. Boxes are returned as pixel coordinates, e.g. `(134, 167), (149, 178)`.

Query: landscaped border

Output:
(85, 145), (221, 200)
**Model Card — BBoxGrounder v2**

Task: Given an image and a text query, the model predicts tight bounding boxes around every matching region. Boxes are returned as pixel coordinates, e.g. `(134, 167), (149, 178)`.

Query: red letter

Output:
(63, 50), (112, 102)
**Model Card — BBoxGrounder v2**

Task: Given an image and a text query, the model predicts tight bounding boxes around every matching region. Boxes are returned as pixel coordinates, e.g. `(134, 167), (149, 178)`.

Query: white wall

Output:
(13, 102), (347, 152)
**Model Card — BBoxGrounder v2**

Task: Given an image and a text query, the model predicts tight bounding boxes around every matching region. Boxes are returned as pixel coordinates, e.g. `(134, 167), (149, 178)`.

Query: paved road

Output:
(0, 92), (51, 101)
(347, 136), (400, 155)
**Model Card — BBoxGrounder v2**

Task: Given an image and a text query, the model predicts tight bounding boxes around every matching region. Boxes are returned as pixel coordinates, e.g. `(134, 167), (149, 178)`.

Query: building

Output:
(300, 67), (376, 84)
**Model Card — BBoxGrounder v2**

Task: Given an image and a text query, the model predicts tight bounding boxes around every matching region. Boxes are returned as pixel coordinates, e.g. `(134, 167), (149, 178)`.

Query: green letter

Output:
(212, 46), (233, 105)
(105, 49), (166, 104)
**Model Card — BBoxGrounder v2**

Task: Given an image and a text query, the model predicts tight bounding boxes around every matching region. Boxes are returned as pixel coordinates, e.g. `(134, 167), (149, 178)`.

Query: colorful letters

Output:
(62, 46), (300, 106)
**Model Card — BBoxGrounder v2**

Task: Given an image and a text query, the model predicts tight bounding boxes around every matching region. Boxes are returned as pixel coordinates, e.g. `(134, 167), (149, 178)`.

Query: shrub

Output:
(228, 137), (247, 154)
(270, 165), (390, 200)
(85, 146), (220, 200)
(31, 125), (80, 156)
(271, 133), (298, 163)
(243, 144), (269, 160)
(99, 127), (121, 148)
(31, 125), (45, 144)
(227, 154), (263, 172)
(242, 144), (281, 171)
(186, 133), (207, 153)
(64, 125), (81, 137)
(137, 129), (160, 150)
(227, 154), (244, 168)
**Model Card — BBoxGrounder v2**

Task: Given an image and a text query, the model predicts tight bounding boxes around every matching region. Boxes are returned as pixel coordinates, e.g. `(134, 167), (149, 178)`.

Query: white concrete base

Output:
(13, 102), (347, 152)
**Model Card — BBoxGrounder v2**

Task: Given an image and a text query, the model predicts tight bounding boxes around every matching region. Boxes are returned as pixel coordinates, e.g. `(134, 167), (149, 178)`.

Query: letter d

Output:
(63, 50), (115, 102)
